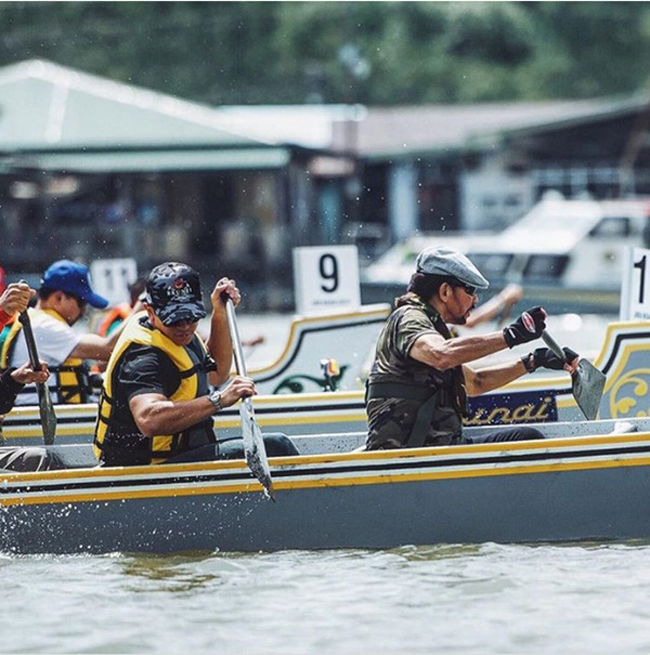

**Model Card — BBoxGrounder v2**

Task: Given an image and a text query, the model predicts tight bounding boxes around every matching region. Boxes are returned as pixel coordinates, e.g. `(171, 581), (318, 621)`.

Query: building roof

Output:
(351, 99), (646, 159)
(1, 58), (648, 164)
(0, 59), (272, 151)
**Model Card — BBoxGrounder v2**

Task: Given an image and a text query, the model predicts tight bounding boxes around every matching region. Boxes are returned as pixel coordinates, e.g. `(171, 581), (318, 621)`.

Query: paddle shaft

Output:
(222, 294), (275, 499)
(521, 311), (568, 362)
(541, 330), (566, 361)
(224, 297), (248, 378)
(18, 308), (57, 444)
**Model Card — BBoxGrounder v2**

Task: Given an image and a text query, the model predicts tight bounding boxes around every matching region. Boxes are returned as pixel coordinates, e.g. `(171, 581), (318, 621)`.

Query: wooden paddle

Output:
(223, 295), (275, 500)
(541, 329), (606, 421)
(18, 308), (57, 444)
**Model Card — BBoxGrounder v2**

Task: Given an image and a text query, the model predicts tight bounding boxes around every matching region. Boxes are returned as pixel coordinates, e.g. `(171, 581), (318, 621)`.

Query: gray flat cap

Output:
(415, 245), (489, 289)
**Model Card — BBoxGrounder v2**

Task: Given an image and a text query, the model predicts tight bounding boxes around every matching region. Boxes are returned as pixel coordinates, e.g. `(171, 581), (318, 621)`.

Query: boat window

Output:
(589, 216), (631, 238)
(523, 255), (570, 279)
(468, 253), (513, 276)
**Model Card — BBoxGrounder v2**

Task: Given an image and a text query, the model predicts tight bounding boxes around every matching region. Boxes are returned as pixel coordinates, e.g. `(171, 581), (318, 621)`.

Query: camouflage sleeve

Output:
(393, 308), (440, 359)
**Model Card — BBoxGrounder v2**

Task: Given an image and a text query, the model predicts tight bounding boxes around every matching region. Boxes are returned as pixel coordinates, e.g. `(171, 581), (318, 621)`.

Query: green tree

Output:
(1, 1), (650, 106)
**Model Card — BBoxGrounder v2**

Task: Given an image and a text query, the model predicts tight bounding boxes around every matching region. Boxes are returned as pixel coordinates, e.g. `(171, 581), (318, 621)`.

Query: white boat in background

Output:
(362, 192), (650, 313)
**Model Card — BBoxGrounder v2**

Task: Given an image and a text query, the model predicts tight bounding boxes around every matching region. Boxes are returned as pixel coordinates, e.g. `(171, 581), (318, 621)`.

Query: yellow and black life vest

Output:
(0, 308), (92, 404)
(93, 313), (213, 465)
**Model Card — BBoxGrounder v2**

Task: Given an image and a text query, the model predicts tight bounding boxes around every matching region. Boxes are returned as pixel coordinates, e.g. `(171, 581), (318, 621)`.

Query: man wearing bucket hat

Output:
(93, 262), (298, 467)
(0, 259), (135, 406)
(364, 245), (578, 450)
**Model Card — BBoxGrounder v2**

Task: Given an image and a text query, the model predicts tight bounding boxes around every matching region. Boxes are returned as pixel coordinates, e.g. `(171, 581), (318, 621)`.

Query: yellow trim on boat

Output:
(4, 454), (650, 507)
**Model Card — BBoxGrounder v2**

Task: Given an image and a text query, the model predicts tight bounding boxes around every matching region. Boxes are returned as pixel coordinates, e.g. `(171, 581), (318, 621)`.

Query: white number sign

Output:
(620, 246), (650, 321)
(90, 258), (138, 307)
(293, 245), (361, 315)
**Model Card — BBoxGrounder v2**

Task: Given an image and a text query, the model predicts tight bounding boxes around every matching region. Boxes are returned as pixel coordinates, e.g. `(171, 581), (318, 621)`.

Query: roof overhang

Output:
(4, 147), (292, 174)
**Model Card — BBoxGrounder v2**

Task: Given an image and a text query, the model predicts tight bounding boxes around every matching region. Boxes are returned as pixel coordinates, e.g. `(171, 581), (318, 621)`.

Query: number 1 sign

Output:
(620, 246), (650, 321)
(293, 245), (361, 315)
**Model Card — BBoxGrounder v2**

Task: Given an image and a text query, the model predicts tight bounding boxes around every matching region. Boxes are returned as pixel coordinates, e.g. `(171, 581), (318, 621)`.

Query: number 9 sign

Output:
(293, 245), (361, 315)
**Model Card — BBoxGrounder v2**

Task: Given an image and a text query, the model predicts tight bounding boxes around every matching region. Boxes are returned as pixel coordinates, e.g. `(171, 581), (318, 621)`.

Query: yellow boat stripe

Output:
(3, 453), (650, 507)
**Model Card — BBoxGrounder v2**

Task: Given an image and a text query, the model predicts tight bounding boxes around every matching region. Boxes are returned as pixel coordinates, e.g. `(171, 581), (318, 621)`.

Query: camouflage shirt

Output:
(365, 295), (467, 449)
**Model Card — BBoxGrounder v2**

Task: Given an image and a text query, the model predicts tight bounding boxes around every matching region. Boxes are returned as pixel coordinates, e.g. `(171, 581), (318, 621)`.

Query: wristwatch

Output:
(208, 389), (222, 414)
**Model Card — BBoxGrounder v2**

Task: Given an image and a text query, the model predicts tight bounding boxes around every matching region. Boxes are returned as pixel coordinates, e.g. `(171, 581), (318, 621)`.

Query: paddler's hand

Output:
(503, 306), (547, 348)
(0, 281), (35, 318)
(212, 277), (241, 310)
(10, 361), (50, 385)
(220, 375), (257, 408)
(531, 347), (579, 373)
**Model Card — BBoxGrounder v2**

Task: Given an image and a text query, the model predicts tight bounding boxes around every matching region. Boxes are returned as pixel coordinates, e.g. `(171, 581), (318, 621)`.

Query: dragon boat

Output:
(2, 416), (650, 554)
(2, 319), (649, 446)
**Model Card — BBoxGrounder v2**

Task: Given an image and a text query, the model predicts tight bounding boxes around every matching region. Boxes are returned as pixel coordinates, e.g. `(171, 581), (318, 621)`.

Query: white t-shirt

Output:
(9, 309), (81, 405)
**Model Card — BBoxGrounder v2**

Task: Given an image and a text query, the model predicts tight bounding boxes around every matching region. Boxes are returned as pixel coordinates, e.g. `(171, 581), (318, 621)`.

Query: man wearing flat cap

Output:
(364, 246), (577, 449)
(93, 262), (297, 467)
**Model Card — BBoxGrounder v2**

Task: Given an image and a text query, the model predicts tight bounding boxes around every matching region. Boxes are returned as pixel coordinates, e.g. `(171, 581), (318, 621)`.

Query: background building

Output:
(3, 59), (650, 308)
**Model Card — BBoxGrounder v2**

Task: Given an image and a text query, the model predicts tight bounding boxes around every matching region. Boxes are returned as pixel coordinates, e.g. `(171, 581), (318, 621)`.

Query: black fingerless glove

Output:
(532, 346), (579, 371)
(503, 306), (547, 348)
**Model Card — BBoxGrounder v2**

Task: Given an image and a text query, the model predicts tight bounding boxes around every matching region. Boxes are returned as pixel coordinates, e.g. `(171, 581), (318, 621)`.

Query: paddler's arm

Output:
(410, 330), (509, 369)
(462, 360), (529, 396)
(205, 277), (240, 387)
(463, 344), (581, 396)
(69, 301), (146, 362)
(410, 330), (528, 396)
(129, 375), (256, 437)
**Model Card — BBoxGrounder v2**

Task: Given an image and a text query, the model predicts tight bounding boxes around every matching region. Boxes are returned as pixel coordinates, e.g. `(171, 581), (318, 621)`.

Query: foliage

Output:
(1, 1), (650, 106)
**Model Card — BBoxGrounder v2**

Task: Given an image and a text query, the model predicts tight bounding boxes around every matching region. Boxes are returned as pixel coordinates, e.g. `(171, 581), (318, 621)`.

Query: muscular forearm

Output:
(465, 359), (527, 396)
(131, 394), (215, 437)
(412, 331), (508, 370)
(206, 309), (233, 386)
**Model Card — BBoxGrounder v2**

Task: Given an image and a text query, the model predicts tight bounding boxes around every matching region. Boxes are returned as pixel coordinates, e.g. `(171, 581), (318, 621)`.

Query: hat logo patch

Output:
(168, 278), (194, 303)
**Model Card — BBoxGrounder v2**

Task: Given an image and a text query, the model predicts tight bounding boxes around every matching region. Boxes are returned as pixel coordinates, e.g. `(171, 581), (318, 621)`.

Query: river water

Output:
(3, 541), (650, 654)
(7, 310), (639, 654)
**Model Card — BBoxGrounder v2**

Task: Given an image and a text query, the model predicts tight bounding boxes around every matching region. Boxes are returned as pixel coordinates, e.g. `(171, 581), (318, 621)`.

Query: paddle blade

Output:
(37, 384), (57, 445)
(572, 358), (606, 421)
(239, 398), (275, 500)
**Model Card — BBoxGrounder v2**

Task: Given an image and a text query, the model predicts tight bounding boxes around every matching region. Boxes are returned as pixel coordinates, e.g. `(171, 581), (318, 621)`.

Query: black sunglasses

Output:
(449, 280), (477, 296)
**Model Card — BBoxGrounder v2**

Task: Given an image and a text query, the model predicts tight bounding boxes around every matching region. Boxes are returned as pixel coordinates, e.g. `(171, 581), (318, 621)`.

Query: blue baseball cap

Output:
(41, 260), (109, 309)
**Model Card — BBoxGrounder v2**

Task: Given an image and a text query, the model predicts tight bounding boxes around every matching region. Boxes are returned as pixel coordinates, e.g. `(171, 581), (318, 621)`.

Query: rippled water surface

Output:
(3, 541), (650, 654)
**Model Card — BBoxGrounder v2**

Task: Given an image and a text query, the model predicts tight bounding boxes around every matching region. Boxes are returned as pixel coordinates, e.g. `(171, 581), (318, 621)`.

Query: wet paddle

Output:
(223, 296), (275, 500)
(18, 308), (57, 444)
(541, 329), (606, 421)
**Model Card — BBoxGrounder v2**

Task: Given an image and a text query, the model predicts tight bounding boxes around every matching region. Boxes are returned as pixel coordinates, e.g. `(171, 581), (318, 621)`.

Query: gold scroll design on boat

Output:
(609, 368), (650, 418)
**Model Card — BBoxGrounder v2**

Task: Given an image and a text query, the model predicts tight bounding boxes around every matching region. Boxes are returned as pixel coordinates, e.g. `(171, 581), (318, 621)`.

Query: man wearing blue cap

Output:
(364, 246), (578, 450)
(1, 259), (134, 405)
